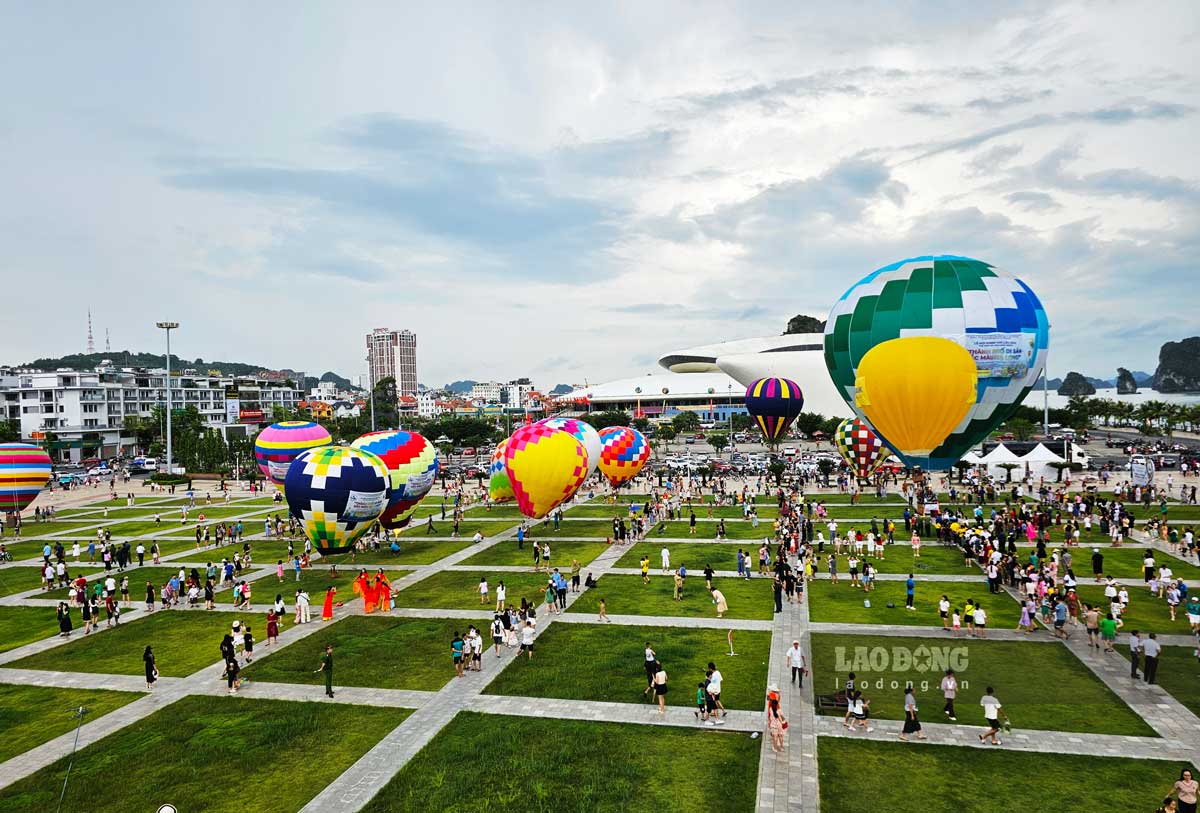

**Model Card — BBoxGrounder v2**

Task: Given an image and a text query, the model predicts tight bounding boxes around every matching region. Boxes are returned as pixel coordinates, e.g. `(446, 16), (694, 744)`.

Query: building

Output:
(554, 371), (751, 422)
(503, 378), (535, 408)
(469, 381), (503, 403)
(366, 328), (418, 396)
(0, 364), (304, 463)
(657, 333), (851, 418)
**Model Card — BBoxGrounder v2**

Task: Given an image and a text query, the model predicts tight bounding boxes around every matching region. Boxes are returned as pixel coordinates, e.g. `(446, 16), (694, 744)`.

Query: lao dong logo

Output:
(834, 645), (970, 692)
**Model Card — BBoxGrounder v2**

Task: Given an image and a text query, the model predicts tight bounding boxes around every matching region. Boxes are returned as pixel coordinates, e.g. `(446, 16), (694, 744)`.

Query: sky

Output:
(1, 2), (1197, 389)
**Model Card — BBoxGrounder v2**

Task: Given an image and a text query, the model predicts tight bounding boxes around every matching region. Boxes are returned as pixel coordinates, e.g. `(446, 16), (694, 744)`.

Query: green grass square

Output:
(0, 683), (143, 763)
(393, 570), (559, 611)
(0, 695), (411, 813)
(459, 540), (610, 567)
(811, 633), (1154, 736)
(806, 579), (1020, 628)
(568, 574), (775, 620)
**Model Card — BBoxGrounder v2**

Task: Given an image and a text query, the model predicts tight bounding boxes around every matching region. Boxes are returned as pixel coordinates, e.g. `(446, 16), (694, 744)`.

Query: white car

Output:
(87, 466), (112, 476)
(782, 447), (798, 456)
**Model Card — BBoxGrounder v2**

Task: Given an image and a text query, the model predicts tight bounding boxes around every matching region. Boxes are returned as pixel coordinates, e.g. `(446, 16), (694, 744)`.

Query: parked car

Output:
(684, 437), (695, 444)
(463, 447), (477, 457)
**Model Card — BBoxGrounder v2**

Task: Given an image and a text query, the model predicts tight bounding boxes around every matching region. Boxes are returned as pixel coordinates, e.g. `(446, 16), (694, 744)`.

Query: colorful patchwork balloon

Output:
(744, 378), (804, 443)
(597, 426), (650, 487)
(254, 421), (332, 494)
(537, 417), (602, 477)
(488, 438), (515, 503)
(824, 255), (1049, 469)
(284, 445), (390, 554)
(503, 424), (588, 519)
(0, 443), (53, 513)
(350, 430), (439, 529)
(834, 418), (887, 480)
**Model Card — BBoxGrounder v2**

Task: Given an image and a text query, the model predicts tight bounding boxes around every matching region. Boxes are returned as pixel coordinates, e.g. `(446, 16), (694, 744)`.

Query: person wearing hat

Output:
(766, 684), (787, 752)
(785, 640), (807, 688)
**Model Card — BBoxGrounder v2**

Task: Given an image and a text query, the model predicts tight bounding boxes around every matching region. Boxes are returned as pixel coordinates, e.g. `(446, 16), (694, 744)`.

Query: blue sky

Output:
(0, 2), (1196, 388)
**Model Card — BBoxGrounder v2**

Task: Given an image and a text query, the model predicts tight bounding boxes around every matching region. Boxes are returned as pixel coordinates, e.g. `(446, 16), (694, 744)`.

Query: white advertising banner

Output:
(963, 333), (1035, 379)
(345, 489), (387, 520)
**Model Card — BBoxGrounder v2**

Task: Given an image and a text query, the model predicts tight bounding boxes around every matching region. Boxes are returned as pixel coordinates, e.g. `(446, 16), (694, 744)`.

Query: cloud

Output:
(1006, 190), (1061, 211)
(1024, 144), (1200, 202)
(969, 144), (1023, 176)
(965, 89), (1054, 111)
(906, 99), (1193, 162)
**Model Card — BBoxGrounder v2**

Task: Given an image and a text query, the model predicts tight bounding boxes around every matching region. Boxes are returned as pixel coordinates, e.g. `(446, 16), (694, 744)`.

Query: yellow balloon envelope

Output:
(503, 424), (588, 519)
(854, 336), (977, 464)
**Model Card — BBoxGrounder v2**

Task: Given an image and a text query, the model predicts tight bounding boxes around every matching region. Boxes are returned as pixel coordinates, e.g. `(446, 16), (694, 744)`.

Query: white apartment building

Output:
(366, 328), (418, 396)
(0, 366), (303, 463)
(469, 381), (503, 403)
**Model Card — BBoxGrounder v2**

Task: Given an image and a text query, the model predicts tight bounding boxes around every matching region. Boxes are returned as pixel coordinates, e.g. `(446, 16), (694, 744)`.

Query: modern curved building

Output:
(658, 333), (851, 418)
(553, 332), (852, 421)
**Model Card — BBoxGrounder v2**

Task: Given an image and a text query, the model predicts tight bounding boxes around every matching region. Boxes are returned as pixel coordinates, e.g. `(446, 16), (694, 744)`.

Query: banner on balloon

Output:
(961, 333), (1036, 379)
(345, 490), (388, 519)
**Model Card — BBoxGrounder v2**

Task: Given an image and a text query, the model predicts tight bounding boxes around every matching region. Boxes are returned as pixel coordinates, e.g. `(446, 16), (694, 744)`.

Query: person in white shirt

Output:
(978, 688), (1003, 745)
(495, 581), (507, 611)
(661, 547), (671, 573)
(478, 577), (489, 604)
(972, 605), (987, 638)
(940, 669), (958, 720)
(707, 661), (727, 719)
(785, 640), (806, 687)
(1142, 633), (1162, 684)
(938, 596), (951, 630)
(520, 621), (536, 659)
(297, 590), (311, 624)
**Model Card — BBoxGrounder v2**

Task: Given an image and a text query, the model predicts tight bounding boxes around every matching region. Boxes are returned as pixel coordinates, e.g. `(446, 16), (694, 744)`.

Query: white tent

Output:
(978, 444), (1022, 480)
(1021, 443), (1067, 480)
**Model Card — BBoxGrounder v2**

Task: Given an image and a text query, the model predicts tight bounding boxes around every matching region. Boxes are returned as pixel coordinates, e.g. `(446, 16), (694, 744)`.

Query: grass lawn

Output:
(400, 518), (518, 538)
(317, 540), (476, 566)
(616, 541), (756, 572)
(244, 615), (463, 691)
(820, 546), (983, 576)
(0, 566), (63, 597)
(0, 683), (142, 763)
(811, 633), (1154, 736)
(818, 738), (1190, 813)
(393, 570), (559, 611)
(568, 574), (775, 620)
(651, 520), (784, 540)
(484, 623), (771, 710)
(97, 520), (180, 537)
(360, 711), (758, 813)
(518, 519), (619, 538)
(1115, 644), (1200, 718)
(1059, 547), (1200, 581)
(10, 610), (253, 677)
(243, 567), (409, 609)
(44, 566), (187, 601)
(1069, 585), (1192, 635)
(459, 540), (610, 567)
(566, 504), (782, 519)
(0, 695), (410, 813)
(806, 579), (1020, 628)
(7, 520), (97, 537)
(0, 606), (60, 653)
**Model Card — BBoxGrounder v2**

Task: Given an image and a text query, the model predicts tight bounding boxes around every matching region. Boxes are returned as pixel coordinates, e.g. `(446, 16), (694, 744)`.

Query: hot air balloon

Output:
(254, 421), (332, 493)
(597, 426), (650, 487)
(834, 418), (887, 480)
(537, 417), (602, 477)
(350, 430), (439, 529)
(824, 255), (1049, 469)
(744, 378), (804, 444)
(284, 445), (390, 554)
(503, 424), (588, 519)
(0, 443), (53, 513)
(488, 438), (515, 503)
(854, 337), (978, 466)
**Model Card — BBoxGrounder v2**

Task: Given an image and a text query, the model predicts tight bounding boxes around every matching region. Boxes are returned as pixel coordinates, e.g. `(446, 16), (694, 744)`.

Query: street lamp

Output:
(156, 322), (179, 474)
(365, 357), (376, 432)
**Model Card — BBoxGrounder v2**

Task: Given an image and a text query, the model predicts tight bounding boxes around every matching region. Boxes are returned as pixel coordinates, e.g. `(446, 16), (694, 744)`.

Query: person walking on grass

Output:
(598, 597), (611, 623)
(899, 686), (926, 742)
(979, 687), (1004, 745)
(1168, 768), (1198, 813)
(315, 643), (334, 697)
(1129, 629), (1143, 679)
(479, 577), (489, 605)
(711, 586), (728, 619)
(706, 661), (727, 719)
(905, 574), (915, 610)
(520, 619), (535, 659)
(641, 555), (650, 584)
(652, 662), (669, 715)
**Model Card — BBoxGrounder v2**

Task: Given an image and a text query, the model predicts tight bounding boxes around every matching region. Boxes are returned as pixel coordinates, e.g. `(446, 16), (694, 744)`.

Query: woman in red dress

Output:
(266, 609), (280, 645)
(321, 587), (336, 621)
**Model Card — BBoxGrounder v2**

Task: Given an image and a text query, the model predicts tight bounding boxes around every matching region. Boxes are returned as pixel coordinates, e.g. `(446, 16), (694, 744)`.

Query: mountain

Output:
(1057, 371), (1097, 396)
(1115, 367), (1138, 394)
(14, 350), (347, 386)
(302, 371), (360, 392)
(783, 314), (826, 335)
(1132, 370), (1155, 385)
(1154, 337), (1200, 392)
(550, 383), (573, 395)
(444, 380), (476, 394)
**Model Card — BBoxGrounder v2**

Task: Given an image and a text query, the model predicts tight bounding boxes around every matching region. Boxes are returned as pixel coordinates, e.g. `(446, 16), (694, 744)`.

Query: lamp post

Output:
(156, 322), (179, 474)
(365, 357), (376, 432)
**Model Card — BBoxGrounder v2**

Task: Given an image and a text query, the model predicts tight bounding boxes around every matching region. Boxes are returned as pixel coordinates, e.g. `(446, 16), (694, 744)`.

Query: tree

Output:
(671, 411), (701, 433)
(816, 458), (835, 486)
(998, 462), (1019, 483)
(630, 417), (651, 433)
(1003, 418), (1035, 441)
(952, 460), (972, 484)
(706, 432), (729, 455)
(656, 425), (677, 444)
(1048, 461), (1072, 483)
(580, 411), (631, 431)
(793, 412), (826, 438)
(730, 413), (754, 431)
(0, 419), (20, 443)
(768, 460), (787, 486)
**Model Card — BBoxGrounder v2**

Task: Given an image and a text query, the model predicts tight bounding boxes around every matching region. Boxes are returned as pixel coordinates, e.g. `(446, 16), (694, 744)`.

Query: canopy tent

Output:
(977, 444), (1022, 480)
(1021, 443), (1067, 480)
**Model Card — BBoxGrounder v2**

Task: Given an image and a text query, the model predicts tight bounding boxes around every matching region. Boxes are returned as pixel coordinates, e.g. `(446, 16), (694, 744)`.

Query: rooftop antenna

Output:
(105, 328), (111, 353)
(86, 309), (95, 354)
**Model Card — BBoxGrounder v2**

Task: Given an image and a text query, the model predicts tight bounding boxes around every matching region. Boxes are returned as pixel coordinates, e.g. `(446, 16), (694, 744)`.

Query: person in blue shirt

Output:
(451, 632), (465, 677)
(905, 575), (916, 610)
(516, 525), (525, 549)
